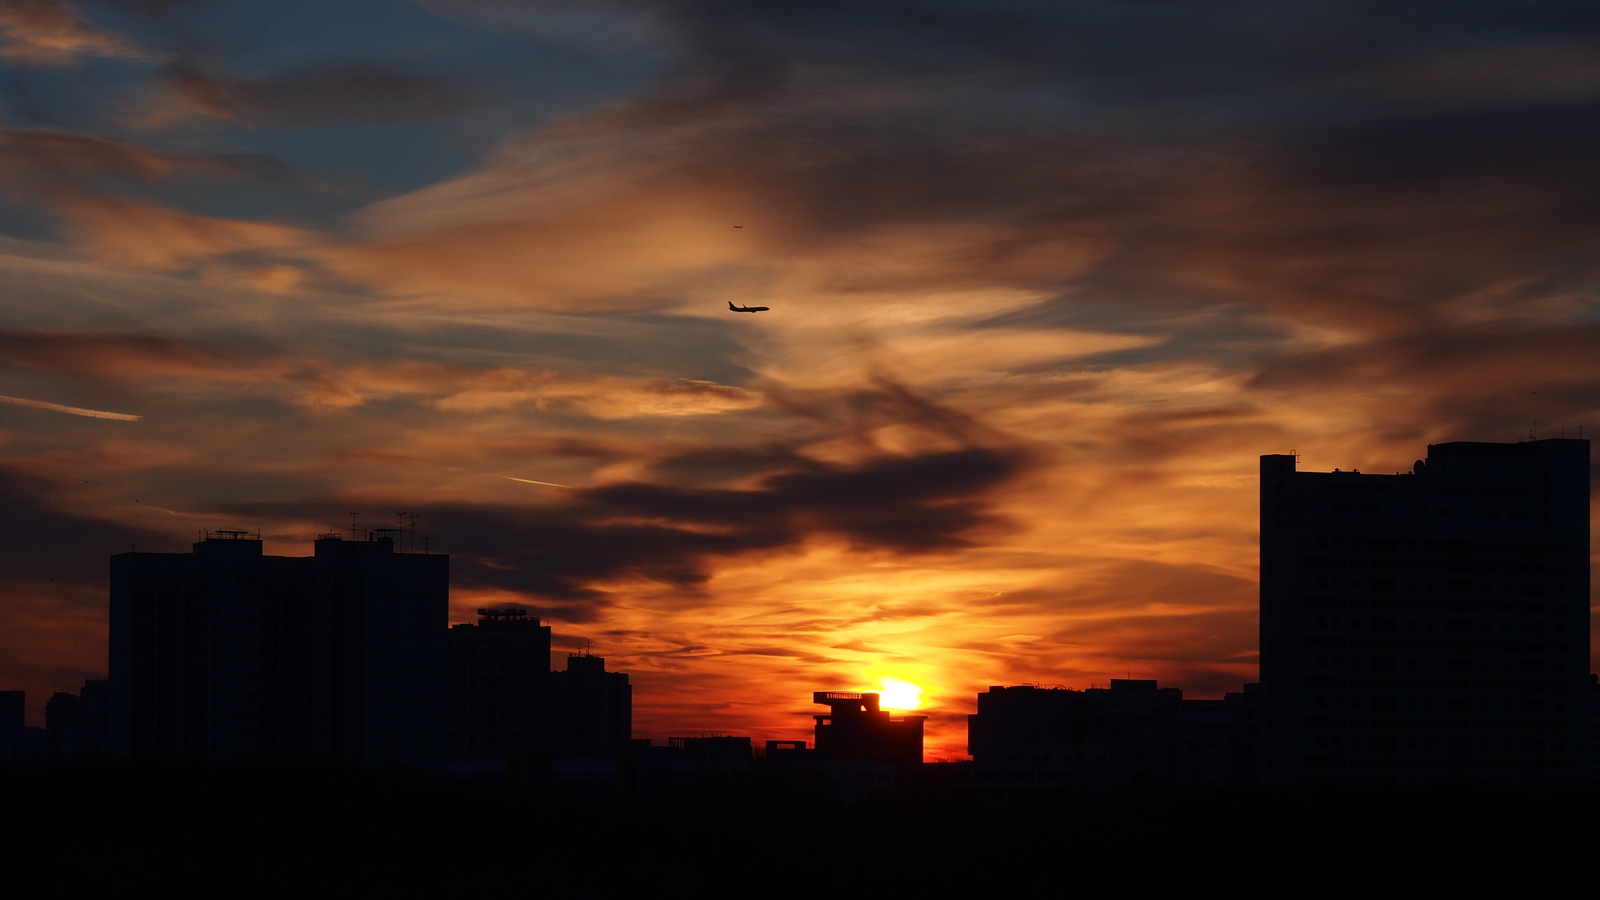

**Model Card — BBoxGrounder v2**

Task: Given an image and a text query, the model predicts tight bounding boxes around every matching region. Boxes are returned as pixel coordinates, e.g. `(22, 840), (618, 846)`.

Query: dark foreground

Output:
(1, 765), (1594, 897)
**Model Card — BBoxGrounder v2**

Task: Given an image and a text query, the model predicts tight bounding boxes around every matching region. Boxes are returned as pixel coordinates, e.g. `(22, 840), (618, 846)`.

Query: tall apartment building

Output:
(966, 680), (1259, 789)
(108, 531), (448, 771)
(548, 654), (631, 759)
(0, 690), (22, 745)
(447, 608), (551, 774)
(1260, 439), (1590, 785)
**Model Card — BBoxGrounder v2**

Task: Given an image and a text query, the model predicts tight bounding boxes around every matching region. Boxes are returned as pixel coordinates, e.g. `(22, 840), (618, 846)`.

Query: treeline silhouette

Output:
(0, 764), (1592, 896)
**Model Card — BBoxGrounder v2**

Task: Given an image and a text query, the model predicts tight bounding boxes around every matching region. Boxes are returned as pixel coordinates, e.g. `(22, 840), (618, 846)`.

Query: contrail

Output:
(0, 394), (141, 421)
(499, 475), (572, 488)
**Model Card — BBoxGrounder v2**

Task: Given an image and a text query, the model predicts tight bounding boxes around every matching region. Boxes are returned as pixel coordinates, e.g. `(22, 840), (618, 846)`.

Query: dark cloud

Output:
(516, 1), (1600, 336)
(0, 463), (169, 590)
(225, 411), (1030, 607)
(399, 442), (1021, 605)
(161, 59), (475, 128)
(1247, 322), (1600, 444)
(0, 328), (221, 377)
(0, 126), (315, 209)
(81, 0), (204, 16)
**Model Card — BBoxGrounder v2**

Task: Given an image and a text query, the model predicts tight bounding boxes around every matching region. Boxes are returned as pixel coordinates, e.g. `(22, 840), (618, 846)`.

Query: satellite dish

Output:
(1412, 459), (1427, 475)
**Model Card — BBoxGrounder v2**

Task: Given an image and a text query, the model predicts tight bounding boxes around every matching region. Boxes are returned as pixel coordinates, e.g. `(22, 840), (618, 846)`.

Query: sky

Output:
(0, 0), (1597, 757)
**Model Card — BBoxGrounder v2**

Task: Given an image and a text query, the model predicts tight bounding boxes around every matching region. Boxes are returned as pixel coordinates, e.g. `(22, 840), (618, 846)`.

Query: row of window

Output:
(131, 729), (205, 749)
(132, 575), (205, 591)
(132, 651), (206, 670)
(1325, 503), (1536, 520)
(1314, 537), (1573, 557)
(132, 594), (205, 612)
(1301, 676), (1570, 692)
(1314, 615), (1563, 635)
(1314, 736), (1563, 753)
(1313, 576), (1563, 595)
(132, 691), (203, 710)
(1299, 598), (1572, 615)
(1317, 657), (1562, 674)
(1315, 696), (1564, 712)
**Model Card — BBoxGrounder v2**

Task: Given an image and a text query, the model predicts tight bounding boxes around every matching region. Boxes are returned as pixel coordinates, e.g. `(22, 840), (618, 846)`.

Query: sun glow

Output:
(875, 676), (925, 711)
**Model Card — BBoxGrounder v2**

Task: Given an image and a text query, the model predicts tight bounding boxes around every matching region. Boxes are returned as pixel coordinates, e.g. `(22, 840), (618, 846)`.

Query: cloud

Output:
(157, 59), (475, 128)
(215, 382), (1033, 605)
(0, 0), (156, 65)
(300, 436), (1027, 604)
(0, 392), (139, 419)
(0, 463), (170, 721)
(0, 0), (1597, 746)
(0, 328), (221, 378)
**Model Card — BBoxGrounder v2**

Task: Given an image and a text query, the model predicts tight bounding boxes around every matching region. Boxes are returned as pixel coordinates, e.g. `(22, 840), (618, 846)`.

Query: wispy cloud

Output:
(0, 392), (139, 420)
(0, 0), (158, 65)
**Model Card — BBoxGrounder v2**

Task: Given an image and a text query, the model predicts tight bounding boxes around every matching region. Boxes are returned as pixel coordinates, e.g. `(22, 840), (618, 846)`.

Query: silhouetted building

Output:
(108, 531), (448, 771)
(1179, 683), (1261, 787)
(812, 691), (924, 766)
(1, 690), (22, 746)
(963, 679), (1260, 793)
(43, 679), (110, 759)
(765, 739), (809, 758)
(447, 608), (551, 776)
(1260, 439), (1591, 785)
(549, 654), (630, 759)
(1590, 674), (1600, 783)
(668, 735), (755, 780)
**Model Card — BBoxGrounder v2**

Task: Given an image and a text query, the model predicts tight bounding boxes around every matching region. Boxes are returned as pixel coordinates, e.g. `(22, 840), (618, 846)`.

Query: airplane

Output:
(729, 301), (770, 313)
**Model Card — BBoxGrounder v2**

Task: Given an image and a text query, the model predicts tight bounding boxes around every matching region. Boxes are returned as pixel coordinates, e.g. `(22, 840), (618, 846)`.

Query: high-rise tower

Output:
(1260, 439), (1590, 785)
(447, 608), (551, 774)
(108, 531), (448, 771)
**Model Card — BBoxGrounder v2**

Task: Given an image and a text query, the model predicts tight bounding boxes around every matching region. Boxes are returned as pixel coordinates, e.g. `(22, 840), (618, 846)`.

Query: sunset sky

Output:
(0, 0), (1596, 757)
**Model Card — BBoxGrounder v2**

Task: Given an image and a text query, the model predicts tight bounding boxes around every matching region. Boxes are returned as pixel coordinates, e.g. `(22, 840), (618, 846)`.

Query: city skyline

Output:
(1, 2), (1599, 761)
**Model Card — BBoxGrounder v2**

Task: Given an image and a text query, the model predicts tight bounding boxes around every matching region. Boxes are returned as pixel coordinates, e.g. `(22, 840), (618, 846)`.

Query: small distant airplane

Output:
(733, 225), (744, 228)
(729, 301), (769, 313)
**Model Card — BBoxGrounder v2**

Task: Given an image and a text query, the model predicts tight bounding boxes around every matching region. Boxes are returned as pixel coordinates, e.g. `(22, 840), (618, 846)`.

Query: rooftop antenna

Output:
(408, 513), (418, 554)
(349, 512), (359, 542)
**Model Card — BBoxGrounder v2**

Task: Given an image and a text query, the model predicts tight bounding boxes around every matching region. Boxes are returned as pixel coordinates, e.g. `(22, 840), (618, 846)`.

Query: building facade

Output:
(965, 679), (1259, 790)
(812, 691), (925, 766)
(1260, 439), (1590, 785)
(447, 608), (551, 775)
(548, 654), (631, 759)
(108, 531), (448, 771)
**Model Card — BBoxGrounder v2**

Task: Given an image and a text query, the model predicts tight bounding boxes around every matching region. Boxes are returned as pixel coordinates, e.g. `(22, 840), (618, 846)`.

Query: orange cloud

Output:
(0, 0), (156, 65)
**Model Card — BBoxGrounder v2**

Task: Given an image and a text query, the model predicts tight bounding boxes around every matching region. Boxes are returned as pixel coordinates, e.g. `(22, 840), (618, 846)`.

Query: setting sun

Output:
(876, 677), (925, 711)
